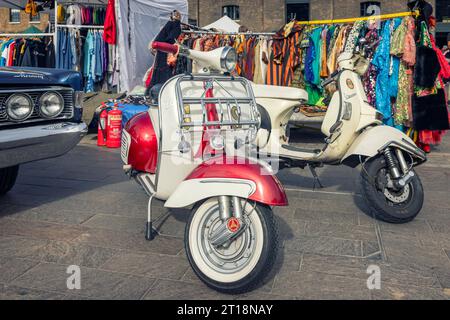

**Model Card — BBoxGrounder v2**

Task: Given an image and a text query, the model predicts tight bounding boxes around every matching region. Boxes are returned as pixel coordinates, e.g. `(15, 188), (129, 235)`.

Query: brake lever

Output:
(322, 70), (339, 87)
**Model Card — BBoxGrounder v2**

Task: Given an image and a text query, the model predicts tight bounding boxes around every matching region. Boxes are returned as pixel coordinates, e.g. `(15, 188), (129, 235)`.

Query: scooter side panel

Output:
(341, 125), (427, 165)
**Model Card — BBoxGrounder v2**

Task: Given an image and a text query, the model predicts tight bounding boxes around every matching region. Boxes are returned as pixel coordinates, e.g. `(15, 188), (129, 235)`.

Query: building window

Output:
(436, 0), (450, 22)
(223, 5), (240, 20)
(30, 12), (41, 23)
(286, 2), (310, 22)
(360, 1), (381, 17)
(9, 9), (21, 23)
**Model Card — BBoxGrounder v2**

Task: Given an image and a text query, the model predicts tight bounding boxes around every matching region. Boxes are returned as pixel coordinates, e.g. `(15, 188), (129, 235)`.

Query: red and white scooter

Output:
(121, 42), (286, 293)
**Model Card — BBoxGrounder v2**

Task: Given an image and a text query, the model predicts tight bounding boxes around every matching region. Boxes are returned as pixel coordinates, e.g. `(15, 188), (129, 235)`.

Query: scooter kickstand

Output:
(309, 165), (324, 190)
(146, 195), (157, 241)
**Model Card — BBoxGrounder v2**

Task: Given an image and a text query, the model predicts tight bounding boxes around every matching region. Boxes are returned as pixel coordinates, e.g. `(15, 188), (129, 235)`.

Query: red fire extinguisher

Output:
(106, 103), (123, 148)
(97, 103), (108, 146)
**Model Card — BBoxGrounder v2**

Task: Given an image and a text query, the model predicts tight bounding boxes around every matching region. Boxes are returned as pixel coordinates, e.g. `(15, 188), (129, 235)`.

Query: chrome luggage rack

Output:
(174, 75), (260, 132)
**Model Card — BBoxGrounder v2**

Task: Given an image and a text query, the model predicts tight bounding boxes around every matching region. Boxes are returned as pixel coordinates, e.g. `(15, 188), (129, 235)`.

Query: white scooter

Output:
(252, 48), (427, 224)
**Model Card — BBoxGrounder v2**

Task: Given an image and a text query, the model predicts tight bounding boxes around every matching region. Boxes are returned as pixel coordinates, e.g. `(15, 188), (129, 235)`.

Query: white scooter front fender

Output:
(341, 126), (427, 167)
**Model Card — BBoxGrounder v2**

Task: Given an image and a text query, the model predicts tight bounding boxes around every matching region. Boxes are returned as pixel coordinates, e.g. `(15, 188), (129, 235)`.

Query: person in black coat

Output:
(148, 10), (182, 91)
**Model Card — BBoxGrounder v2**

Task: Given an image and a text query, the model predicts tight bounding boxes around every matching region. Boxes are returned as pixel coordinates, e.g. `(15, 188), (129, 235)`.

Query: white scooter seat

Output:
(252, 84), (308, 101)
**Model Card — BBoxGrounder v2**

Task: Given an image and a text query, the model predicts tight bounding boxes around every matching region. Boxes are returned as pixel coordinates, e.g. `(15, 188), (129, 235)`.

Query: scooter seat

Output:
(252, 84), (308, 101)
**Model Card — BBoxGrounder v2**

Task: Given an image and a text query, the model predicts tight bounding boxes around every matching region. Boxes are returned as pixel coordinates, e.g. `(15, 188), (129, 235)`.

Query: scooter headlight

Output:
(6, 93), (34, 121)
(220, 47), (237, 73)
(39, 91), (64, 118)
(210, 134), (225, 151)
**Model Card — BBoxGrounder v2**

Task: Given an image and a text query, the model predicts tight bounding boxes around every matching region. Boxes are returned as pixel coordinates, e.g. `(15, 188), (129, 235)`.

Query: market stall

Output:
(116, 0), (188, 93)
(178, 10), (450, 152)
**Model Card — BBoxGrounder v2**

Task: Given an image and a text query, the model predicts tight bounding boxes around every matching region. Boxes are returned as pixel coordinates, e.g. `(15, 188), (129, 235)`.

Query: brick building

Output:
(189, 0), (449, 45)
(0, 7), (50, 34)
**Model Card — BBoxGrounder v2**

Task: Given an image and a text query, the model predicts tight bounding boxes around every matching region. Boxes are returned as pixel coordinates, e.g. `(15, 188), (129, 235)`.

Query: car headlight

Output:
(39, 92), (64, 118)
(220, 47), (237, 73)
(6, 93), (34, 121)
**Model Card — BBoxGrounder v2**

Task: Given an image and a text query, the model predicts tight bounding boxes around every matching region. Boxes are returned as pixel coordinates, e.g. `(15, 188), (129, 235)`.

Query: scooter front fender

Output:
(164, 157), (288, 208)
(341, 126), (427, 167)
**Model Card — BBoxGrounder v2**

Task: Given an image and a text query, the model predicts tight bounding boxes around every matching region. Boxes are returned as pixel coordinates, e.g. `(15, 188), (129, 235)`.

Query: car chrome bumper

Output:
(0, 122), (87, 169)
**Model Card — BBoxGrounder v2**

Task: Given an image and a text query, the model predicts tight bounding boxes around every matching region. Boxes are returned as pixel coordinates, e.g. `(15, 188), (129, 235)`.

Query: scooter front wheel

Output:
(185, 197), (278, 294)
(360, 155), (424, 224)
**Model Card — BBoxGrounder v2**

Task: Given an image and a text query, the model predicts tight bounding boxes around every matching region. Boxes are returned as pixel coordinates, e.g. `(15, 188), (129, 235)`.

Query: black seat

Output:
(146, 83), (164, 103)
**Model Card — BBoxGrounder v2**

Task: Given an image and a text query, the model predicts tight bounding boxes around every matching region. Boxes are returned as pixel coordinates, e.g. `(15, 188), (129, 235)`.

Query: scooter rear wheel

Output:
(360, 155), (424, 224)
(185, 197), (278, 294)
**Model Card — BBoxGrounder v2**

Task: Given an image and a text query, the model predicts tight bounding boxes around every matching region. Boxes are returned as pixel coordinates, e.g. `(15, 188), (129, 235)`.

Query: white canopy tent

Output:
(116, 0), (188, 93)
(202, 15), (241, 32)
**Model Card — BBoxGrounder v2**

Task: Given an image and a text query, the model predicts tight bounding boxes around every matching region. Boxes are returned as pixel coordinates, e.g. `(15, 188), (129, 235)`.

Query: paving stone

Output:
(300, 254), (370, 279)
(0, 258), (39, 284)
(294, 209), (359, 226)
(0, 236), (48, 258)
(6, 207), (95, 226)
(0, 284), (66, 300)
(379, 229), (422, 247)
(371, 284), (450, 300)
(305, 221), (378, 241)
(100, 251), (189, 280)
(75, 228), (184, 256)
(81, 214), (145, 234)
(29, 241), (117, 269)
(275, 217), (307, 240)
(427, 218), (450, 235)
(383, 239), (450, 273)
(272, 271), (371, 299)
(0, 236), (117, 269)
(362, 240), (383, 260)
(378, 263), (440, 288)
(284, 235), (363, 257)
(143, 279), (232, 300)
(0, 219), (85, 241)
(12, 262), (155, 300)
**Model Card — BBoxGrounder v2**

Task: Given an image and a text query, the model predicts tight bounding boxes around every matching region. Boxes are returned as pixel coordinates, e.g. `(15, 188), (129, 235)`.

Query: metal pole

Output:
(54, 0), (58, 55)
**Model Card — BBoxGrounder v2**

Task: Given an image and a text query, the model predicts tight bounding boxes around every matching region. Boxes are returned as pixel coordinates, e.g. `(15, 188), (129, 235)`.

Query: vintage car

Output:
(0, 67), (87, 195)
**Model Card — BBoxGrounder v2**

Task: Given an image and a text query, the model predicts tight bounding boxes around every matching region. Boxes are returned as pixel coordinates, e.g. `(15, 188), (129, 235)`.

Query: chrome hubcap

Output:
(198, 205), (256, 275)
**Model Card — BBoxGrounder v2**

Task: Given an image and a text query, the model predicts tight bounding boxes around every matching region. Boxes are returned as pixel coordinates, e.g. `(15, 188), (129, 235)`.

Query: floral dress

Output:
(391, 17), (416, 127)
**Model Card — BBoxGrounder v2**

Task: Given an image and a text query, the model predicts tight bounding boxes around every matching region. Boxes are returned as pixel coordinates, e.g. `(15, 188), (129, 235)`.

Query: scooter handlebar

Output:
(152, 42), (179, 55)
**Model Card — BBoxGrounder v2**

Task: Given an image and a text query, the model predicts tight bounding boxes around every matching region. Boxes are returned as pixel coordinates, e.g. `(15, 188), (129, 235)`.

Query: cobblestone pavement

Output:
(0, 131), (450, 300)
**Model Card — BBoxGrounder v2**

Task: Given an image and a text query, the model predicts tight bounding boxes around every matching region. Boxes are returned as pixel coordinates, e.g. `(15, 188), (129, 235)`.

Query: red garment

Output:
(103, 0), (117, 45)
(7, 42), (15, 67)
(430, 34), (450, 79)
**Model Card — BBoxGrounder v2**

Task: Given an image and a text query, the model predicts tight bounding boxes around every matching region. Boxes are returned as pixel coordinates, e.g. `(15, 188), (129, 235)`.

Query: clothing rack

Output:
(294, 10), (419, 25)
(58, 1), (106, 6)
(58, 24), (104, 29)
(0, 33), (54, 38)
(54, 0), (107, 52)
(183, 30), (276, 36)
(183, 11), (419, 37)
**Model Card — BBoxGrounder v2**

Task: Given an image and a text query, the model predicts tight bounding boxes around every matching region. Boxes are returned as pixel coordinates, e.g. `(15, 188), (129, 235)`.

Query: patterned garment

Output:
(362, 27), (380, 107)
(392, 17), (416, 127)
(388, 18), (402, 101)
(344, 21), (365, 53)
(372, 20), (395, 126)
